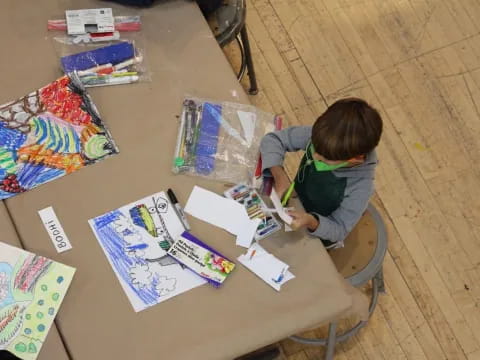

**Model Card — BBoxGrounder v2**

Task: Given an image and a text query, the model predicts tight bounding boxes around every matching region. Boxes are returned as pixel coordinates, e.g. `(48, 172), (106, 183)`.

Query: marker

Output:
(258, 224), (277, 236)
(80, 72), (138, 81)
(114, 56), (143, 71)
(249, 249), (256, 260)
(273, 267), (288, 284)
(83, 75), (139, 86)
(77, 63), (113, 76)
(94, 56), (144, 75)
(281, 182), (295, 206)
(167, 188), (190, 230)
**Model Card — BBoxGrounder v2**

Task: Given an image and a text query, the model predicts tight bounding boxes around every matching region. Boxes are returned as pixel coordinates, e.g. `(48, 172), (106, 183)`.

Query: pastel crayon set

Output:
(224, 184), (281, 240)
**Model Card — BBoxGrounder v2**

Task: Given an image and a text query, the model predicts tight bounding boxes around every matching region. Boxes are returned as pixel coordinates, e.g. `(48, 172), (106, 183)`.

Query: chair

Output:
(211, 0), (259, 95)
(289, 203), (388, 360)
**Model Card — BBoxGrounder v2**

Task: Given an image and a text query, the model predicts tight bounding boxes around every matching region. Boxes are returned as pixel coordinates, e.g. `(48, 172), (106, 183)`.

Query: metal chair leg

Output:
(240, 25), (258, 95)
(376, 267), (386, 294)
(325, 322), (338, 360)
(289, 276), (381, 345)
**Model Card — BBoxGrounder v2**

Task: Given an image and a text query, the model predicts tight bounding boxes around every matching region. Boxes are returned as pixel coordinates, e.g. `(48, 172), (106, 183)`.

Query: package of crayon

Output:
(224, 184), (281, 241)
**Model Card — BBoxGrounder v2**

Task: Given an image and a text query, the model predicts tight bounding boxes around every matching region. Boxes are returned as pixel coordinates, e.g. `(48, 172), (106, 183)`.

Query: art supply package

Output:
(172, 96), (278, 185)
(48, 8), (150, 87)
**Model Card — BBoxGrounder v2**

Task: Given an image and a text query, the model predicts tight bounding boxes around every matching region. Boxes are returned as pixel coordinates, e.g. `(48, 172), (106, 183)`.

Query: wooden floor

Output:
(223, 0), (480, 359)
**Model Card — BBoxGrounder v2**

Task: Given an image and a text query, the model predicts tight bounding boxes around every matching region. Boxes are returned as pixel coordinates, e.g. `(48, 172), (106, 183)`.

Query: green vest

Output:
(294, 154), (347, 216)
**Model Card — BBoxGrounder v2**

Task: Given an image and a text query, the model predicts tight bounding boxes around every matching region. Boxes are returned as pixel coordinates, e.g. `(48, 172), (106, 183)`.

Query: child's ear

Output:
(349, 155), (365, 165)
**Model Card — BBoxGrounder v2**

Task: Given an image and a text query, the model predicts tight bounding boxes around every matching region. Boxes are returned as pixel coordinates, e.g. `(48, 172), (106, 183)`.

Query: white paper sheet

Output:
(236, 218), (262, 248)
(89, 191), (206, 312)
(238, 243), (295, 291)
(185, 186), (243, 234)
(270, 189), (293, 226)
(185, 186), (259, 248)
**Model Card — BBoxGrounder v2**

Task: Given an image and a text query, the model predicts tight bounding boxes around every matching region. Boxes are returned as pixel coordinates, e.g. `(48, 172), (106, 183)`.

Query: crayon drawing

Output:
(0, 242), (75, 360)
(0, 75), (118, 200)
(88, 192), (206, 312)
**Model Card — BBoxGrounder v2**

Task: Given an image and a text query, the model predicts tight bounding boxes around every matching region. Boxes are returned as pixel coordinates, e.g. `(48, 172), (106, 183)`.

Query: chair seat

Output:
(328, 210), (378, 279)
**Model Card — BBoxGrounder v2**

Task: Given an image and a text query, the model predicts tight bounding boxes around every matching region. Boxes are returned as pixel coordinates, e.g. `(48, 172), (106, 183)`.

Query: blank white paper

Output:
(185, 186), (259, 247)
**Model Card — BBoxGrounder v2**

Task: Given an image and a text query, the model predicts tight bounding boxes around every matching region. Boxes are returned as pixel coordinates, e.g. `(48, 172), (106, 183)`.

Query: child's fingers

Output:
(287, 209), (302, 218)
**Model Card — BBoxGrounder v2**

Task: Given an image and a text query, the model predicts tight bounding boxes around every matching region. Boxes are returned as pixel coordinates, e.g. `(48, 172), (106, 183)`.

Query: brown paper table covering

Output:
(0, 0), (367, 359)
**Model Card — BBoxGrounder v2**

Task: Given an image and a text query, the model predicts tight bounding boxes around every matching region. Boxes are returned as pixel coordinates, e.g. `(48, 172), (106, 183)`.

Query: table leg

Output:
(325, 322), (338, 360)
(240, 25), (259, 95)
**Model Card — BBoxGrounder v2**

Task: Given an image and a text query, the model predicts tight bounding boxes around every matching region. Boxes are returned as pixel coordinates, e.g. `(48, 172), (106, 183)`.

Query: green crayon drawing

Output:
(0, 242), (75, 360)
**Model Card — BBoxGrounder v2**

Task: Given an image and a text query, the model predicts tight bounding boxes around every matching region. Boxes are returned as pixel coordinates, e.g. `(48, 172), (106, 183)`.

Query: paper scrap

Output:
(237, 110), (256, 147)
(38, 206), (73, 253)
(238, 243), (295, 291)
(236, 218), (262, 248)
(270, 189), (293, 225)
(185, 186), (259, 248)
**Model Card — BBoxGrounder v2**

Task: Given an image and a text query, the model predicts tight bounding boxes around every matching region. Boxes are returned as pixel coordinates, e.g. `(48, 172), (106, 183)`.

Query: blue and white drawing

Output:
(88, 192), (205, 312)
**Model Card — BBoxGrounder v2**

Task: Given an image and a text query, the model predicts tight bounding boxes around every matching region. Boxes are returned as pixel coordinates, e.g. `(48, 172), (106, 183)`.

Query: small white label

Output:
(65, 8), (114, 35)
(38, 207), (72, 253)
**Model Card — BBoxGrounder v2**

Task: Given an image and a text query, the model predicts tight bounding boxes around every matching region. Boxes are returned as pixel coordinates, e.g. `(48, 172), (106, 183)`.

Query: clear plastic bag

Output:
(172, 96), (278, 185)
(47, 10), (150, 87)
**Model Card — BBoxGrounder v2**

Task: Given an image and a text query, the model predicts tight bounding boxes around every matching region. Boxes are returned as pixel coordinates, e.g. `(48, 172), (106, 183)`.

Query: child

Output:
(260, 98), (383, 249)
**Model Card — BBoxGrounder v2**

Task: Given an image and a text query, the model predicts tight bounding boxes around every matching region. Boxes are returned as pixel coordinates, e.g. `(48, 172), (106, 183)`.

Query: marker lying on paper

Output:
(272, 267), (288, 284)
(249, 249), (256, 260)
(167, 188), (190, 230)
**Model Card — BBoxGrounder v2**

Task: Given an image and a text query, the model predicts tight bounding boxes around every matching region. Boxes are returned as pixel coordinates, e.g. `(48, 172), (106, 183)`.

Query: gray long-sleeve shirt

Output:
(260, 126), (378, 247)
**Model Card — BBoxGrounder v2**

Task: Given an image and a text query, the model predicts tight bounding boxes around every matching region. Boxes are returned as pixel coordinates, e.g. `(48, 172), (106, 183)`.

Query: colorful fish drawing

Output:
(0, 75), (118, 200)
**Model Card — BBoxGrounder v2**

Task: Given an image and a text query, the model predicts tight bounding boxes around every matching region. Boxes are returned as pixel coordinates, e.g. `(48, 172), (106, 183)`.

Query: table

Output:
(0, 1), (364, 359)
(0, 203), (70, 360)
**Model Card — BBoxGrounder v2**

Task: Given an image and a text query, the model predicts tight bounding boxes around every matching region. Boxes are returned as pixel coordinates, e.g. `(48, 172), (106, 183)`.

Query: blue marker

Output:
(258, 224), (278, 237)
(272, 267), (288, 284)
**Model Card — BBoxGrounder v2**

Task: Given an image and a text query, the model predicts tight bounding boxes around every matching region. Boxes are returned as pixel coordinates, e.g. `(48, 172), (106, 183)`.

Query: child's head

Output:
(311, 98), (383, 164)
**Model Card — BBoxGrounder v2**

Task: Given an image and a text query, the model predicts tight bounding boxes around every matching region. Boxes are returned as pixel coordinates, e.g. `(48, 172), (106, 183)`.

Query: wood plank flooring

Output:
(223, 0), (480, 358)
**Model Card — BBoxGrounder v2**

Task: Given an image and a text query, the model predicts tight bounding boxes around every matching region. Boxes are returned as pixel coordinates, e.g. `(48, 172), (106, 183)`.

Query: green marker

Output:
(281, 182), (295, 206)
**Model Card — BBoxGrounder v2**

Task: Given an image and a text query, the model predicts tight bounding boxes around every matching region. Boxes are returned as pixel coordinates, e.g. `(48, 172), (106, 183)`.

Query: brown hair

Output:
(311, 98), (383, 160)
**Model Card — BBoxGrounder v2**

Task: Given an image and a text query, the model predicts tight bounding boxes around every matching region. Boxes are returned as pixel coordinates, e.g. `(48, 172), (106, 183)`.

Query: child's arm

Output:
(260, 126), (311, 195)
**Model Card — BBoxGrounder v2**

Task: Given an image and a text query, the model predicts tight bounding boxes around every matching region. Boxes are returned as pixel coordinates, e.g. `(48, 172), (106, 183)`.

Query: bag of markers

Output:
(172, 96), (279, 185)
(47, 8), (150, 87)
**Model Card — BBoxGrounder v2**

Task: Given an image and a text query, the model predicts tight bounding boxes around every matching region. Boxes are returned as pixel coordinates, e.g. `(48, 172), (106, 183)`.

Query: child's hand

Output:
(288, 210), (319, 231)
